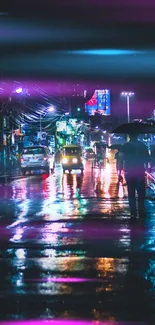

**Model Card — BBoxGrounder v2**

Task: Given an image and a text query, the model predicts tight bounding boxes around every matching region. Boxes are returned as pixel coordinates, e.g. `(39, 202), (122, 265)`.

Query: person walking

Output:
(120, 134), (149, 218)
(115, 149), (124, 182)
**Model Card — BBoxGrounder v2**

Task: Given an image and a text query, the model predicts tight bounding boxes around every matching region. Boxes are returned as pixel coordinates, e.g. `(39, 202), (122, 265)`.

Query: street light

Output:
(48, 105), (55, 113)
(15, 87), (23, 94)
(40, 105), (55, 133)
(121, 91), (134, 123)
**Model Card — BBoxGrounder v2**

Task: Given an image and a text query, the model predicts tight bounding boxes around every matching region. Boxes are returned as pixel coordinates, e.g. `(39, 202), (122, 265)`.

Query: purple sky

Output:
(1, 79), (154, 119)
(1, 1), (155, 120)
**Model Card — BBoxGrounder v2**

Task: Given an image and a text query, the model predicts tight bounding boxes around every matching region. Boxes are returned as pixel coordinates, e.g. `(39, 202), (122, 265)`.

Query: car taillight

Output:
(43, 156), (47, 161)
(21, 157), (24, 162)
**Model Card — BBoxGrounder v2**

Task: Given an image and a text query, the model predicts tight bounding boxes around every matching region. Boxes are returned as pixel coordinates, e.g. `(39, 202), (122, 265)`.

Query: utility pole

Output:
(40, 114), (42, 134)
(127, 94), (130, 123)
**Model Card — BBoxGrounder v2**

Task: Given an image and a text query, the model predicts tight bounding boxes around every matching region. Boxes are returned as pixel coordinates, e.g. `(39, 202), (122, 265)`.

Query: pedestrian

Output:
(120, 133), (149, 218)
(115, 149), (124, 182)
(96, 147), (105, 168)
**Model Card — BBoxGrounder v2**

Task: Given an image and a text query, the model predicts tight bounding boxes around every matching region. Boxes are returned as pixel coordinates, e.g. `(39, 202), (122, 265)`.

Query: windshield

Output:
(63, 148), (81, 156)
(86, 149), (94, 153)
(23, 148), (45, 155)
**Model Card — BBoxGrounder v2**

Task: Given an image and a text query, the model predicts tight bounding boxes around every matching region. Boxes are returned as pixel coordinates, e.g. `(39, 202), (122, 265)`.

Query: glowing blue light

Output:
(70, 49), (140, 56)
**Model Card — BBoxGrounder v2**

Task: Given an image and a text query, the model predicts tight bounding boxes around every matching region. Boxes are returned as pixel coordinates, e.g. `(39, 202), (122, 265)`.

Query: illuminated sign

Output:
(56, 121), (67, 132)
(69, 119), (78, 128)
(85, 89), (110, 116)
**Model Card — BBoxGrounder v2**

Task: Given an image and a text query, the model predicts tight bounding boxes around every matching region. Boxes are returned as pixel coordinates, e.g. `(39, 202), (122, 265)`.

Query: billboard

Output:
(56, 121), (67, 132)
(85, 89), (110, 116)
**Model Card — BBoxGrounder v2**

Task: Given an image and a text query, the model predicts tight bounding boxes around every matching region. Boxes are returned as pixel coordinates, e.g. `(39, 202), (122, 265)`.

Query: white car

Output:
(20, 146), (55, 175)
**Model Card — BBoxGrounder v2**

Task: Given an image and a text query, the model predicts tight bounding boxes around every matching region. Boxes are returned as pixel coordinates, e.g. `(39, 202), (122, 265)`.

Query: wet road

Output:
(0, 154), (155, 323)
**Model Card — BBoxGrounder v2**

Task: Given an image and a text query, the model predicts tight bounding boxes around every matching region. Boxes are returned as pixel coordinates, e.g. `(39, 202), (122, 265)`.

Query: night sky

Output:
(1, 0), (155, 119)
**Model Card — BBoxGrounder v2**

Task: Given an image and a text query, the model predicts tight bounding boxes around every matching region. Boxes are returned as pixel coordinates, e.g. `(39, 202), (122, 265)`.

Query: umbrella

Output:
(112, 122), (155, 134)
(108, 144), (122, 150)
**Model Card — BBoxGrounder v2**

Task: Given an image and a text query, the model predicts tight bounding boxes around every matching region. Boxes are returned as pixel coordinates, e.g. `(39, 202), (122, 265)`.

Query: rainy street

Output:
(1, 153), (155, 323)
(1, 1), (155, 324)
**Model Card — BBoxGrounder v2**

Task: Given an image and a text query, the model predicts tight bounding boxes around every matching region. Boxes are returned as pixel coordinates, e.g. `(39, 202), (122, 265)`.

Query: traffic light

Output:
(77, 107), (81, 112)
(59, 138), (64, 144)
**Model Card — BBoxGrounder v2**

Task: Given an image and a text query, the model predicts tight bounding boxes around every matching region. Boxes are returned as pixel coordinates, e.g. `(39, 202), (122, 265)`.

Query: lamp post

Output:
(40, 113), (42, 133)
(121, 92), (134, 123)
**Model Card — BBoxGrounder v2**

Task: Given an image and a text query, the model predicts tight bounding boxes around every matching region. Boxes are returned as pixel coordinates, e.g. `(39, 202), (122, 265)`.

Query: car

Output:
(61, 145), (84, 173)
(84, 148), (95, 160)
(20, 146), (55, 175)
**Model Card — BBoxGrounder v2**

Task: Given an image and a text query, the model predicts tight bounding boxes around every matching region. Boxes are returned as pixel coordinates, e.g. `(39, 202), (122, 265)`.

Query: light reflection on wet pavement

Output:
(0, 155), (155, 323)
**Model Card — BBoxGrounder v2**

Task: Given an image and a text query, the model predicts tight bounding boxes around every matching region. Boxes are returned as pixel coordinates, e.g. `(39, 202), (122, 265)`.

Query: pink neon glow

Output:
(26, 277), (103, 283)
(0, 321), (143, 325)
(0, 223), (145, 240)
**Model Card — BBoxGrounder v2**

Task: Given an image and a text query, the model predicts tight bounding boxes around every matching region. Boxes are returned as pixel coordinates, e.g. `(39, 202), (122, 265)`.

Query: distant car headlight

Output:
(62, 158), (68, 164)
(72, 158), (78, 163)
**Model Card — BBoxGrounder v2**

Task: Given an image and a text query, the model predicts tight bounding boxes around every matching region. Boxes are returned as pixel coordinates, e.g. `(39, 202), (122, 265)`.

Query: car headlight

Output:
(72, 158), (78, 163)
(62, 158), (68, 164)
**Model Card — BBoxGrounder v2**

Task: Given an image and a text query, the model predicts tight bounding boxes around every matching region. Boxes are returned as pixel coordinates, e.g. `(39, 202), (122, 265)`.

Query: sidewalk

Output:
(0, 159), (21, 180)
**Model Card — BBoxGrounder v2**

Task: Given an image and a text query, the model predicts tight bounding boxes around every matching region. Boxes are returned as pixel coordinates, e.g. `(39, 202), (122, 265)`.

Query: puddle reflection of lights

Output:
(0, 322), (135, 325)
(74, 199), (80, 206)
(43, 249), (57, 258)
(118, 183), (124, 199)
(16, 277), (23, 287)
(41, 223), (67, 244)
(120, 227), (130, 233)
(10, 227), (24, 242)
(41, 231), (58, 244)
(18, 199), (31, 219)
(29, 277), (104, 283)
(73, 174), (77, 194)
(38, 256), (85, 272)
(62, 174), (80, 198)
(39, 175), (59, 216)
(144, 223), (155, 251)
(7, 218), (27, 229)
(40, 200), (57, 218)
(0, 321), (139, 325)
(12, 179), (27, 200)
(119, 236), (131, 248)
(103, 163), (112, 196)
(12, 184), (16, 200)
(96, 257), (115, 276)
(15, 248), (26, 259)
(42, 174), (48, 198)
(119, 225), (131, 248)
(96, 257), (129, 276)
(45, 222), (66, 233)
(38, 200), (72, 219)
(62, 174), (68, 198)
